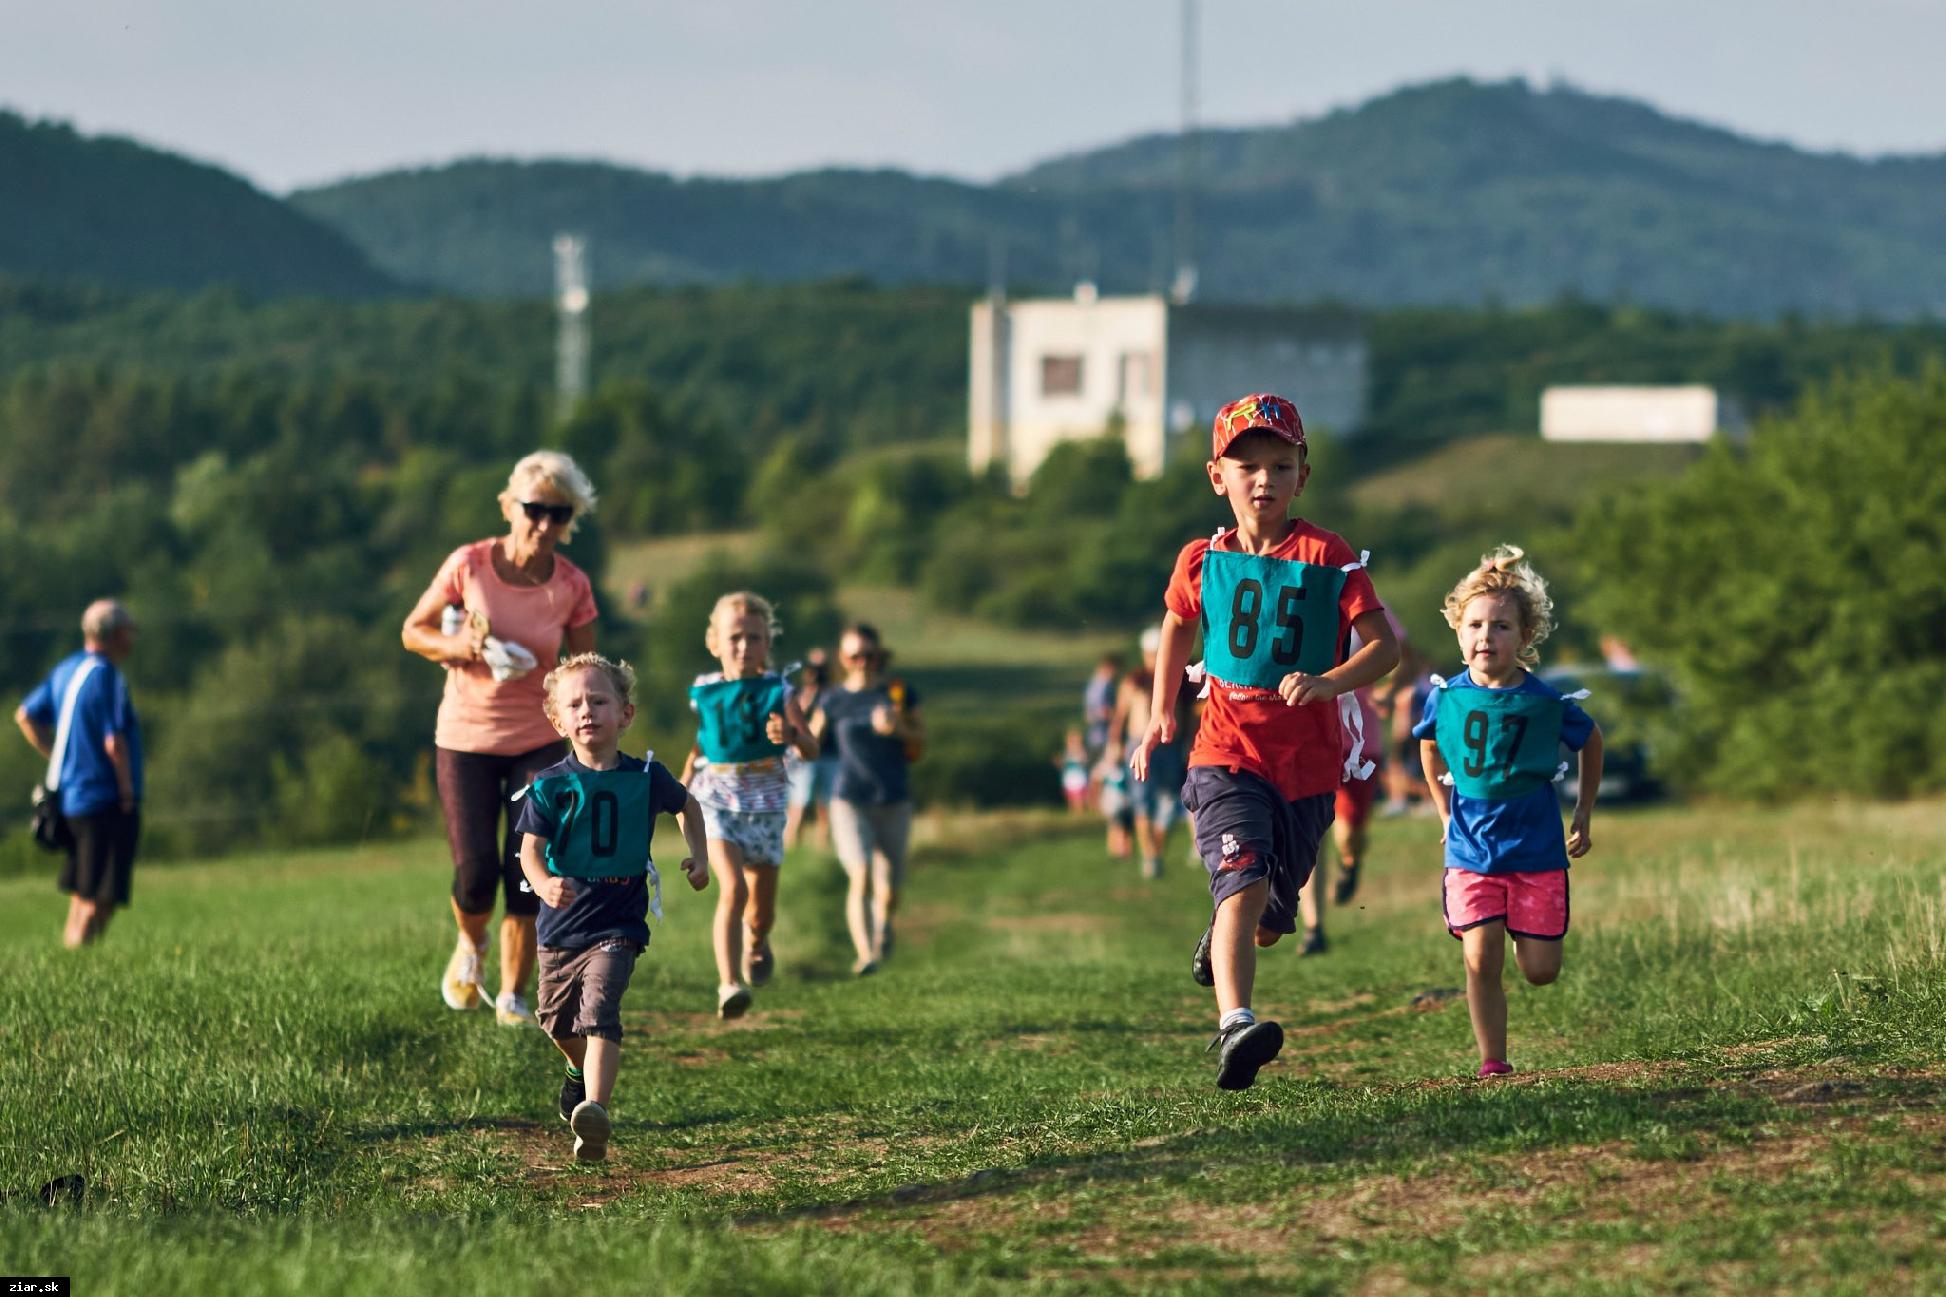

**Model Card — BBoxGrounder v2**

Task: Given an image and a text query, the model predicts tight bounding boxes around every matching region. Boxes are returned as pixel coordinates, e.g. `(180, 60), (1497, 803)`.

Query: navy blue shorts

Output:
(1183, 766), (1334, 936)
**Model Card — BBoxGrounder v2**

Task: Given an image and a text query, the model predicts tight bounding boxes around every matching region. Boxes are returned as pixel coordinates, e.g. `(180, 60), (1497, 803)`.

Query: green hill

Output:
(0, 111), (397, 298)
(292, 78), (1946, 316)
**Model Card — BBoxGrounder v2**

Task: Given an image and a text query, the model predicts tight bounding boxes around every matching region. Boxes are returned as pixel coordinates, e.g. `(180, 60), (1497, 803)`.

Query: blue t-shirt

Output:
(21, 651), (144, 817)
(1412, 669), (1594, 875)
(818, 684), (920, 805)
(513, 752), (688, 949)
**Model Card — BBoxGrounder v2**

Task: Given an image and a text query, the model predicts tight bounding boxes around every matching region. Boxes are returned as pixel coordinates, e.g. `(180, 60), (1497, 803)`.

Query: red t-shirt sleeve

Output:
(1322, 535), (1385, 628)
(1163, 539), (1211, 622)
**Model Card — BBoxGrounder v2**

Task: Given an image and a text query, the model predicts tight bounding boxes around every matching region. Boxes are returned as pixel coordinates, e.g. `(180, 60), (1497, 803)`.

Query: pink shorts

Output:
(1443, 868), (1569, 941)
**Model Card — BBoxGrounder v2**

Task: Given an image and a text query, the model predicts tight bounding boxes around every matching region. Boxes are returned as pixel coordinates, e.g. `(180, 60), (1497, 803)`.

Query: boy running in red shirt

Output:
(1131, 394), (1399, 1089)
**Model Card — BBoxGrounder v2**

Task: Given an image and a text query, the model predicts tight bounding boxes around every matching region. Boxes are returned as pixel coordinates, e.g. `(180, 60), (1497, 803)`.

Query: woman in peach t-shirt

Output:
(402, 452), (600, 1026)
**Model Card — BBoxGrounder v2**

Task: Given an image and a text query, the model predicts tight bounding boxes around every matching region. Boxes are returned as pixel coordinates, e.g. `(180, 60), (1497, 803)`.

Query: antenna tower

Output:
(553, 233), (590, 420)
(1171, 0), (1199, 304)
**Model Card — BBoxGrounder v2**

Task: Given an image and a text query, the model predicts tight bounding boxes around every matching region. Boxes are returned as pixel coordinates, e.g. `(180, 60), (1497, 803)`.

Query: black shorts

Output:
(1184, 766), (1333, 936)
(436, 742), (567, 916)
(59, 806), (140, 907)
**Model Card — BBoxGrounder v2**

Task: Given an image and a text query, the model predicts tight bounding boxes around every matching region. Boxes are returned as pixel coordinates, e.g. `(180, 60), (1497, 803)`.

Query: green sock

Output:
(565, 1065), (584, 1081)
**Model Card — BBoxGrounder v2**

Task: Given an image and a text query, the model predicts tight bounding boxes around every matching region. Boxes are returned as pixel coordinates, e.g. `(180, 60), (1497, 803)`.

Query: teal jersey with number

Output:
(526, 767), (658, 880)
(1199, 547), (1347, 690)
(1431, 685), (1567, 801)
(690, 674), (789, 765)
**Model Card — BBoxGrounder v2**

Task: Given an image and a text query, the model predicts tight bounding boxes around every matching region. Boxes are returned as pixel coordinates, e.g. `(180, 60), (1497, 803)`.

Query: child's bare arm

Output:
(519, 833), (575, 908)
(1130, 611), (1195, 779)
(1281, 608), (1401, 706)
(678, 743), (701, 786)
(1419, 739), (1452, 842)
(1567, 725), (1603, 858)
(674, 794), (709, 889)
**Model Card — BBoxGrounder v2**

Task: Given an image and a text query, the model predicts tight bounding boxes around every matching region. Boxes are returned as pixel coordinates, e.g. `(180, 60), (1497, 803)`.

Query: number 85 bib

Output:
(1200, 548), (1346, 690)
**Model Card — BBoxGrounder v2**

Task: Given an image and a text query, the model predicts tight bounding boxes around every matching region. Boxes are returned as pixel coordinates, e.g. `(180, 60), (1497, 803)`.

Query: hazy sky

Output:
(4, 1), (1942, 193)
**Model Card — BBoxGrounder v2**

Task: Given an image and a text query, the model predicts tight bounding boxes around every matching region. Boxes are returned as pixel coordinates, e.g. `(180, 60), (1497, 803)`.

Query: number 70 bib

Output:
(528, 768), (657, 880)
(1199, 548), (1346, 689)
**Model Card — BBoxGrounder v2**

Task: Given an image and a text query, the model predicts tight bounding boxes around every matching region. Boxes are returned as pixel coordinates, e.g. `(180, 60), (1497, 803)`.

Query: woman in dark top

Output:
(809, 624), (923, 975)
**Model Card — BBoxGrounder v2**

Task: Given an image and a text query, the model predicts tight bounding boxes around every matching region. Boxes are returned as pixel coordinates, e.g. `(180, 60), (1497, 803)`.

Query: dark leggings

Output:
(436, 741), (566, 916)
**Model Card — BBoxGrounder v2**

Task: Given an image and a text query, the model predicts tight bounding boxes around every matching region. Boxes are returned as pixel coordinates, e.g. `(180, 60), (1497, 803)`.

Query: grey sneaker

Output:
(1208, 1019), (1284, 1091)
(558, 1072), (586, 1123)
(1191, 921), (1215, 987)
(570, 1099), (611, 1162)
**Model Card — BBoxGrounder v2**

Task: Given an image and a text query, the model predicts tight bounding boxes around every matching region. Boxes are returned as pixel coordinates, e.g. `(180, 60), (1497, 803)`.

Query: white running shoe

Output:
(441, 940), (483, 1010)
(495, 991), (537, 1027)
(571, 1099), (611, 1162)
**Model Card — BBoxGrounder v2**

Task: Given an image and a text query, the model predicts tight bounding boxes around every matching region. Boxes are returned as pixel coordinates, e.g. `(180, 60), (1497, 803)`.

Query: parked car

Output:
(1537, 664), (1677, 804)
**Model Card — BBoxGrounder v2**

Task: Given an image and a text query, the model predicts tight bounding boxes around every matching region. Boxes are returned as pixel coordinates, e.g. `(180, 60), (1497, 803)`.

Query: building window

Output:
(1041, 354), (1084, 397)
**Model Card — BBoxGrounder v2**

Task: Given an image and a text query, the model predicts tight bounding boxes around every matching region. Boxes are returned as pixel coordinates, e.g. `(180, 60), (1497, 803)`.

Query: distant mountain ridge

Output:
(290, 78), (1946, 316)
(0, 111), (396, 298)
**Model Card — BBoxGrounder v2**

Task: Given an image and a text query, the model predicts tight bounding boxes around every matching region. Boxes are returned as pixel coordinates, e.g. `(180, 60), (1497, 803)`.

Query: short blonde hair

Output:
(500, 451), (598, 541)
(1441, 545), (1555, 669)
(705, 591), (781, 652)
(541, 652), (637, 726)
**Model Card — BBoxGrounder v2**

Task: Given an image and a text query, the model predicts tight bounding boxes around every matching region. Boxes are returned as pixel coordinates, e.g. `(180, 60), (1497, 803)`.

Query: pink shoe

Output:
(1477, 1059), (1515, 1078)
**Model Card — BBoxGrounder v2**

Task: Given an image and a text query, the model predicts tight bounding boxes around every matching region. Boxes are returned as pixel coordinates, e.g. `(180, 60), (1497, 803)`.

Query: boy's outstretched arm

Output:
(1280, 608), (1401, 706)
(675, 793), (710, 889)
(1567, 725), (1603, 858)
(1129, 611), (1195, 781)
(519, 833), (575, 909)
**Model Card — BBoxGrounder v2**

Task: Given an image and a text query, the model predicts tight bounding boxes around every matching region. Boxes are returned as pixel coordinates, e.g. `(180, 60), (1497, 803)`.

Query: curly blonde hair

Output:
(1440, 545), (1555, 669)
(542, 652), (637, 725)
(705, 591), (781, 652)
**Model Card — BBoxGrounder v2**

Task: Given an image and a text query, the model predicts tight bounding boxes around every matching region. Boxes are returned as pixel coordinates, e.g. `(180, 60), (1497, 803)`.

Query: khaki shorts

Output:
(537, 941), (640, 1041)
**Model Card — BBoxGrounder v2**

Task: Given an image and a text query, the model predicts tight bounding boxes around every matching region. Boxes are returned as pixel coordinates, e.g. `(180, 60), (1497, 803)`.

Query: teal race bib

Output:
(1433, 686), (1566, 801)
(527, 768), (658, 880)
(1199, 548), (1346, 689)
(690, 674), (789, 765)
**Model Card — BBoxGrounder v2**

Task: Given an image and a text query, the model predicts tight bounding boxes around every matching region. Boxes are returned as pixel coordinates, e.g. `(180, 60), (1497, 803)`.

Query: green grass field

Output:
(2, 798), (1941, 1294)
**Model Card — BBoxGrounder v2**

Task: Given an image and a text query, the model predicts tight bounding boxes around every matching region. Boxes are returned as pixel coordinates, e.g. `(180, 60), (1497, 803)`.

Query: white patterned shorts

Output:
(702, 804), (788, 868)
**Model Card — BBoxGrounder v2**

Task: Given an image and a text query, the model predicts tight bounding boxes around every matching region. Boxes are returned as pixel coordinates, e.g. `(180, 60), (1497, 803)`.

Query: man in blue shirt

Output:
(15, 599), (143, 947)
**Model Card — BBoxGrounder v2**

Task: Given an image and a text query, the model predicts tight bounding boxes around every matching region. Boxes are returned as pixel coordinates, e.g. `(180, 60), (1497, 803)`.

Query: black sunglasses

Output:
(519, 501), (574, 525)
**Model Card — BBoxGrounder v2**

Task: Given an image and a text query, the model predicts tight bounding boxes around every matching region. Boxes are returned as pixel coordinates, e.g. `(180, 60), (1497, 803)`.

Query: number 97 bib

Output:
(1199, 548), (1346, 690)
(529, 768), (656, 880)
(1432, 687), (1565, 801)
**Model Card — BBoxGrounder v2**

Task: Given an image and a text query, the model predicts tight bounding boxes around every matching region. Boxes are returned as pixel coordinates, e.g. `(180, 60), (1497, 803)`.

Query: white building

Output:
(969, 288), (1367, 485)
(1540, 385), (1734, 443)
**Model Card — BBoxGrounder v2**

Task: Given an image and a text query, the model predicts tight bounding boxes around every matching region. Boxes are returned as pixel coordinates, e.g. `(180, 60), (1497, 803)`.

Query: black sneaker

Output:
(1300, 927), (1328, 957)
(1191, 921), (1215, 987)
(558, 1072), (586, 1124)
(1333, 863), (1361, 905)
(1207, 1019), (1284, 1091)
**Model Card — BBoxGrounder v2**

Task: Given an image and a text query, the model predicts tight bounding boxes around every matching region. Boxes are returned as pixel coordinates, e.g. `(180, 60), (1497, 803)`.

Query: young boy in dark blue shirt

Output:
(516, 653), (707, 1162)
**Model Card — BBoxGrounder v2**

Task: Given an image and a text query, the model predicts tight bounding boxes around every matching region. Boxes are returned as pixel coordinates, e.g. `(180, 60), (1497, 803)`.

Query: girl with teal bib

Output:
(680, 592), (819, 1020)
(1415, 547), (1604, 1080)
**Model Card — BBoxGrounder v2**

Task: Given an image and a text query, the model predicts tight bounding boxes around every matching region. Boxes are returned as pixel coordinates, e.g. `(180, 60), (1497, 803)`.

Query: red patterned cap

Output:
(1211, 393), (1305, 459)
